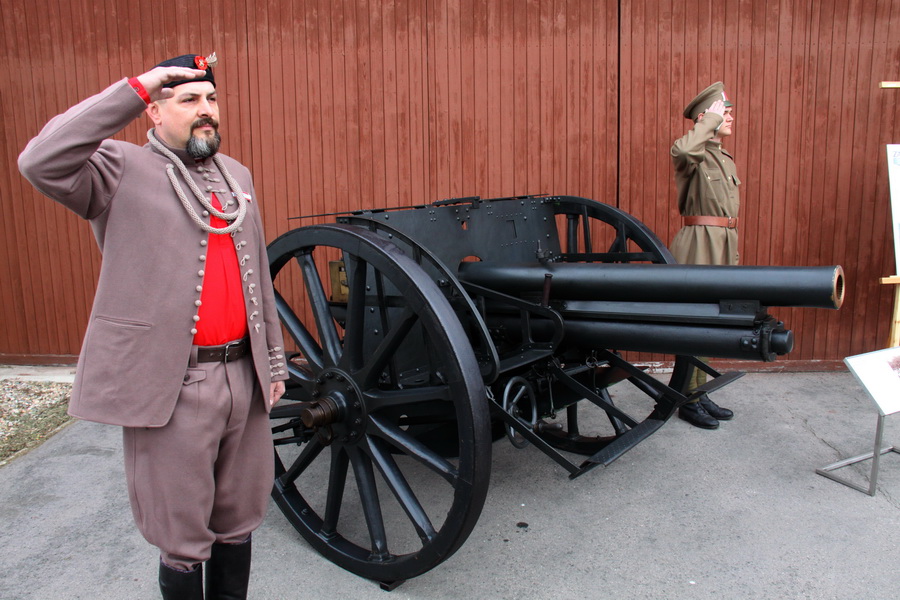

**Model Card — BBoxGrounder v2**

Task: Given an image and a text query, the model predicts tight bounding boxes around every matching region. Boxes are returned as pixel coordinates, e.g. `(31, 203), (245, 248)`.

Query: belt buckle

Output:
(223, 340), (241, 362)
(727, 217), (736, 229)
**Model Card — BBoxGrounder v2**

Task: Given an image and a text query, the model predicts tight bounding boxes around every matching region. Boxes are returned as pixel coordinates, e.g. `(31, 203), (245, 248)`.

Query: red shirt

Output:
(192, 193), (248, 345)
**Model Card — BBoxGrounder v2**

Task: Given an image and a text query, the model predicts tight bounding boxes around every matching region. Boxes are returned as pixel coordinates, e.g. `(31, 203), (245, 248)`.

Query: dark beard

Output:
(186, 131), (221, 160)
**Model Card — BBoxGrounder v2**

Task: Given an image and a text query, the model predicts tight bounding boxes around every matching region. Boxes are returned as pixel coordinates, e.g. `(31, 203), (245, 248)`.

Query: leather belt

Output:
(196, 338), (250, 363)
(683, 215), (739, 229)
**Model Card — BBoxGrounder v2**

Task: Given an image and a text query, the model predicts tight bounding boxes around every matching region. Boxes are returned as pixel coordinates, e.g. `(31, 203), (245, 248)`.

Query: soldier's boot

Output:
(678, 400), (719, 429)
(205, 538), (252, 600)
(159, 561), (203, 600)
(698, 394), (734, 421)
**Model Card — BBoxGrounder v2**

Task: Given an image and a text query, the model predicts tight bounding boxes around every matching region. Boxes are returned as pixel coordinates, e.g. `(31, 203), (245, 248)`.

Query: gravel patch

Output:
(0, 379), (73, 465)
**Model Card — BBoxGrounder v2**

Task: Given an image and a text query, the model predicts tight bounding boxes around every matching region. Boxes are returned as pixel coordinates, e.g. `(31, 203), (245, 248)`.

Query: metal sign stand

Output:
(816, 413), (898, 496)
(817, 348), (900, 496)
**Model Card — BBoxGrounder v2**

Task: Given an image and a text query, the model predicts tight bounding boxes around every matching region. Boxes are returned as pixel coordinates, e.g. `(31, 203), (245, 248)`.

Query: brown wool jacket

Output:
(18, 79), (288, 427)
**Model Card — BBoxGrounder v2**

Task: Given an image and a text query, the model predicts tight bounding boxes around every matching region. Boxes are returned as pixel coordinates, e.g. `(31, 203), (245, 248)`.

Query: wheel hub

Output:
(301, 368), (366, 444)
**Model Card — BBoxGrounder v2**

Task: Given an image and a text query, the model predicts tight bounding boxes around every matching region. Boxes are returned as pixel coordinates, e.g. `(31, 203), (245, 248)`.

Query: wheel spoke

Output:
(357, 307), (419, 388)
(368, 414), (459, 485)
(297, 251), (343, 366)
(274, 291), (324, 371)
(365, 436), (437, 544)
(348, 446), (390, 559)
(283, 364), (316, 402)
(364, 386), (451, 411)
(339, 254), (369, 372)
(321, 447), (350, 538)
(277, 437), (324, 488)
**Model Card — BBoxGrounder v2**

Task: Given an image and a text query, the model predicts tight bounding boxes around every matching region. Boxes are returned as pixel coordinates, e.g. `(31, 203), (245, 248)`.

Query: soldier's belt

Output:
(196, 337), (250, 362)
(683, 215), (739, 229)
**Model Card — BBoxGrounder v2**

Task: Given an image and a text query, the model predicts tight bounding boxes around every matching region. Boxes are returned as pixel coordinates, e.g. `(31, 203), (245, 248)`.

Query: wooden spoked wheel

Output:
(267, 224), (491, 584)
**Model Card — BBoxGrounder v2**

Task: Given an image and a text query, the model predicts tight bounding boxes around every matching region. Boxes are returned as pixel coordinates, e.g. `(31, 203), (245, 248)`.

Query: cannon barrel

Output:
(458, 263), (845, 309)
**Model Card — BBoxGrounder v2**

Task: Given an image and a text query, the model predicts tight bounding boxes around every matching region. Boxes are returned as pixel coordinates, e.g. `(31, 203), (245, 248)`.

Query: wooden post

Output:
(881, 82), (900, 345)
(880, 276), (900, 347)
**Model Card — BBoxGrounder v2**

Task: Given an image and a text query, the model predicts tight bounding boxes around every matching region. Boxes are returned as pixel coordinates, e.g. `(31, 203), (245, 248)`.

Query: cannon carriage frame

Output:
(266, 195), (843, 588)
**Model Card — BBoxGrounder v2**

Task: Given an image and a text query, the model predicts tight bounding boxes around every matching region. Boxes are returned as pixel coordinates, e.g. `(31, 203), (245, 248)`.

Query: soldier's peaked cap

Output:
(154, 53), (216, 89)
(683, 81), (733, 120)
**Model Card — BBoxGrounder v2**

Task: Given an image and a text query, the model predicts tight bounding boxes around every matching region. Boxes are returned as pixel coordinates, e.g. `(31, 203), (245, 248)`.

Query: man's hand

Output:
(269, 380), (285, 408)
(698, 99), (726, 122)
(135, 66), (207, 102)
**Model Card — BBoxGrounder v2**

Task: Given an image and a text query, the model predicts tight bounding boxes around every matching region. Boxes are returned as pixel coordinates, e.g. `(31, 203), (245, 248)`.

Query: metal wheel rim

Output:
(267, 224), (491, 582)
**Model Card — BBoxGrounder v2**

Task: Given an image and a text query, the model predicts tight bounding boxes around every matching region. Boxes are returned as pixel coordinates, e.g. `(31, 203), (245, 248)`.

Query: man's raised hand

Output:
(136, 67), (207, 102)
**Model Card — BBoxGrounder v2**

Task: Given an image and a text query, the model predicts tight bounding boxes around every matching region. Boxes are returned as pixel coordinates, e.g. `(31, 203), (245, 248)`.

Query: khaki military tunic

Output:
(669, 114), (741, 266)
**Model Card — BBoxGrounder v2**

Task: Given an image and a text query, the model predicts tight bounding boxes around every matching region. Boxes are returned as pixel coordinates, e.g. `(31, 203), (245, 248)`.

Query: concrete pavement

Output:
(1, 371), (898, 599)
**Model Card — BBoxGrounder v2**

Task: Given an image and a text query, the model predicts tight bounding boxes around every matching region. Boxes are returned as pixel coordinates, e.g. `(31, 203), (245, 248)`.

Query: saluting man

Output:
(669, 81), (740, 430)
(19, 54), (287, 599)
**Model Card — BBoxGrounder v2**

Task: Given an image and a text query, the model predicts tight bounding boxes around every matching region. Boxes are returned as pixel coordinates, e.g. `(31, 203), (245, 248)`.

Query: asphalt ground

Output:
(1, 371), (899, 600)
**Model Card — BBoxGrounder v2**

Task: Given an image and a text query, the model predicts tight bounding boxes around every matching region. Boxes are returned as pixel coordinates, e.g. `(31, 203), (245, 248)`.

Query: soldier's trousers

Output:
(687, 357), (709, 399)
(122, 350), (273, 571)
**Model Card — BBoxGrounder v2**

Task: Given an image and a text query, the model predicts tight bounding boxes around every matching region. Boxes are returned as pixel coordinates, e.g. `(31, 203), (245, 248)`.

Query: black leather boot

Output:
(699, 394), (734, 420)
(159, 561), (203, 600)
(205, 538), (252, 600)
(678, 400), (719, 429)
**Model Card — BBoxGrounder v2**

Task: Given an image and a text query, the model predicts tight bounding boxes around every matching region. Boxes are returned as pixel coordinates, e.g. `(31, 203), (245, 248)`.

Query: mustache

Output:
(191, 117), (219, 130)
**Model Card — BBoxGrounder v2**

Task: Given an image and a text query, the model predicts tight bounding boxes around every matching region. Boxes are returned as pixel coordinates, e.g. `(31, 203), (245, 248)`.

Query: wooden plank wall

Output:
(620, 0), (900, 367)
(1, 0), (898, 368)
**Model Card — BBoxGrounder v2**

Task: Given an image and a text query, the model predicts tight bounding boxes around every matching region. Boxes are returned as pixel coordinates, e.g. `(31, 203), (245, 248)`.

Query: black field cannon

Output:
(266, 195), (844, 587)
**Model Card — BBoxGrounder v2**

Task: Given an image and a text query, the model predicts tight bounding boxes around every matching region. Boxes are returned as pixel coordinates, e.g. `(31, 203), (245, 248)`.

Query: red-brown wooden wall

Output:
(1, 0), (899, 367)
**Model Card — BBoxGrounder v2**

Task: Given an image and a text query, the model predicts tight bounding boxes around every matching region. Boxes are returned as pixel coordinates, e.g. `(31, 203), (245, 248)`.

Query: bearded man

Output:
(19, 54), (287, 599)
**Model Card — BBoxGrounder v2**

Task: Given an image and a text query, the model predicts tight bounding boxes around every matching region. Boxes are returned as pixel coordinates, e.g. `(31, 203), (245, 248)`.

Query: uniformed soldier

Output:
(19, 54), (287, 599)
(670, 81), (739, 429)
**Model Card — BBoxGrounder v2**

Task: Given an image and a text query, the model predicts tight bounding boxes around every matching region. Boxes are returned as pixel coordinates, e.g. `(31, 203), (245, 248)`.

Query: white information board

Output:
(844, 347), (900, 416)
(888, 145), (900, 274)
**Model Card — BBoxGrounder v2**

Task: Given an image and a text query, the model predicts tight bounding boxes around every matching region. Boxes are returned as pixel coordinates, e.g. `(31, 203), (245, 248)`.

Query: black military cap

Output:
(683, 81), (733, 120)
(154, 53), (217, 89)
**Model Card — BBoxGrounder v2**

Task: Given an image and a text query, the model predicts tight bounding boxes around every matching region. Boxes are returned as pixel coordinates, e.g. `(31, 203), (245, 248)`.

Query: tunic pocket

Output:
(78, 315), (156, 415)
(183, 369), (207, 386)
(705, 173), (729, 199)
